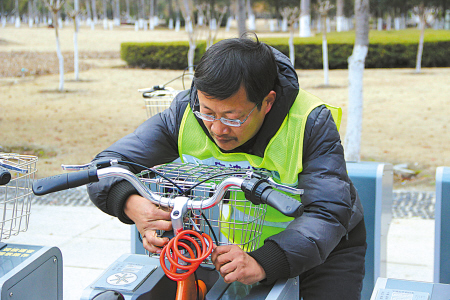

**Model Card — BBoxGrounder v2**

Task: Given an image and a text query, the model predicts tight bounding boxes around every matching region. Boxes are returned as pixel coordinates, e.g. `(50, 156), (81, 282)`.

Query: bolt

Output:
(53, 258), (57, 263)
(9, 292), (13, 297)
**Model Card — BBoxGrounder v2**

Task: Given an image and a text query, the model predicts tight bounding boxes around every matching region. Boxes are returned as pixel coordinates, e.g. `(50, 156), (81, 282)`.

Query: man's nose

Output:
(210, 119), (231, 135)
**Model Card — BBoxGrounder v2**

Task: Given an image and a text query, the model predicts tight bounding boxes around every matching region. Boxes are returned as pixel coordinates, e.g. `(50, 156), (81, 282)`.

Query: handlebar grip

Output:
(0, 167), (11, 185)
(260, 189), (304, 218)
(32, 169), (99, 196)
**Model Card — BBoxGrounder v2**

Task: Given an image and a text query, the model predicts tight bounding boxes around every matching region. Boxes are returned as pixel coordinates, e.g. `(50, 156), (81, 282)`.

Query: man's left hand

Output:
(211, 245), (266, 285)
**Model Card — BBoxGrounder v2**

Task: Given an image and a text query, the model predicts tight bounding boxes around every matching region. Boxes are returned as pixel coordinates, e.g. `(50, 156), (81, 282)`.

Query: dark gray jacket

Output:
(87, 48), (364, 285)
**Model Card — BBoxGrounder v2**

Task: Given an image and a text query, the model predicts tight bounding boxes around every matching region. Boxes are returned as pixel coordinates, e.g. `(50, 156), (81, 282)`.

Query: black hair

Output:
(193, 35), (278, 107)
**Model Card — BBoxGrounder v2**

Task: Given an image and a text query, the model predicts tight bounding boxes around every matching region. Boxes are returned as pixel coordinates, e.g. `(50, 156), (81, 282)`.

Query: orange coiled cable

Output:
(160, 229), (214, 281)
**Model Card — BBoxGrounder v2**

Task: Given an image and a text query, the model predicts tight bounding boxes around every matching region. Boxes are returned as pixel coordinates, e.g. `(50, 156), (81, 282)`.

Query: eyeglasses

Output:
(194, 102), (260, 127)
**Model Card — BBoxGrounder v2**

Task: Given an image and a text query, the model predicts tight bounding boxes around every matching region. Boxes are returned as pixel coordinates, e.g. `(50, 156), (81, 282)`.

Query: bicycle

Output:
(0, 153), (63, 300)
(33, 159), (304, 300)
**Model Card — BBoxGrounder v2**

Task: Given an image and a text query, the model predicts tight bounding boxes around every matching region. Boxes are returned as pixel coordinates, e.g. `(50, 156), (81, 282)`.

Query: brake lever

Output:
(246, 172), (304, 195)
(266, 177), (304, 195)
(61, 159), (119, 171)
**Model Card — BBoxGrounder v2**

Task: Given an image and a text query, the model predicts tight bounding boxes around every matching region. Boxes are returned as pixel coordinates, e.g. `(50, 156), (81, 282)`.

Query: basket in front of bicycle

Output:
(0, 153), (38, 240)
(142, 88), (181, 119)
(138, 162), (268, 259)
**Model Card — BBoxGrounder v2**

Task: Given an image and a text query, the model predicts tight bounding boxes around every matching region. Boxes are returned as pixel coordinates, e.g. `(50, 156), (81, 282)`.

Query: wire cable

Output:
(160, 229), (213, 282)
(182, 171), (247, 196)
(116, 160), (185, 194)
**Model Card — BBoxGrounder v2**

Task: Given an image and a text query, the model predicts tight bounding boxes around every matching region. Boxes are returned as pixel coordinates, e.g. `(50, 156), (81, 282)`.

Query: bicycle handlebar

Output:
(32, 165), (304, 218)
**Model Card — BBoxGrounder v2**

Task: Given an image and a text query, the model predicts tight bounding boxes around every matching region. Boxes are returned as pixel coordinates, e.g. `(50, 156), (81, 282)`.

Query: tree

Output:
(279, 6), (300, 67)
(336, 0), (344, 31)
(67, 0), (81, 80)
(203, 5), (228, 49)
(102, 0), (107, 29)
(15, 0), (20, 27)
(91, 0), (97, 25)
(299, 0), (311, 37)
(318, 0), (333, 86)
(179, 0), (198, 75)
(414, 3), (437, 73)
(237, 0), (246, 36)
(344, 0), (369, 162)
(46, 0), (65, 91)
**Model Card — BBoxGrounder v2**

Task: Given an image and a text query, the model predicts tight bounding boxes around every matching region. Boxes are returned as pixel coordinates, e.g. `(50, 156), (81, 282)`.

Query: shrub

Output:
(121, 41), (206, 69)
(121, 30), (450, 70)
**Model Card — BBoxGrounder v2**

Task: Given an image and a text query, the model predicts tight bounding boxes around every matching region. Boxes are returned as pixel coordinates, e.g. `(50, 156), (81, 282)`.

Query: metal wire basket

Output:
(141, 88), (180, 119)
(0, 153), (38, 241)
(138, 163), (268, 254)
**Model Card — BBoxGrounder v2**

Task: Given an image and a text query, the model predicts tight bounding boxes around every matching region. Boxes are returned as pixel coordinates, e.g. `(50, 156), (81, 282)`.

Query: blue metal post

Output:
(347, 162), (393, 300)
(434, 167), (450, 284)
(131, 225), (146, 255)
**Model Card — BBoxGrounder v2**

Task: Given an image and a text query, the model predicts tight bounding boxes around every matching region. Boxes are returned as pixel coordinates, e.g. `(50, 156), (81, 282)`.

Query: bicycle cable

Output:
(116, 160), (185, 194)
(182, 171), (247, 196)
(160, 229), (213, 281)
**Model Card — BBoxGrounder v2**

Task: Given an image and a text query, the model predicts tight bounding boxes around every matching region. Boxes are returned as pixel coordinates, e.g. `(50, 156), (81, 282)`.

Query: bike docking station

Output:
(366, 164), (450, 300)
(346, 162), (393, 300)
(0, 154), (63, 300)
(370, 278), (450, 300)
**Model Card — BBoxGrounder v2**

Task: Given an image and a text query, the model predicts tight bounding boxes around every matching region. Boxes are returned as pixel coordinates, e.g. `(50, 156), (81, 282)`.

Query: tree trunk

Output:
(322, 15), (329, 86)
(91, 0), (97, 24)
(125, 0), (130, 21)
(15, 0), (20, 27)
(53, 10), (64, 91)
(28, 0), (33, 27)
(415, 12), (425, 73)
(336, 0), (344, 32)
(237, 0), (246, 36)
(114, 0), (120, 26)
(386, 13), (391, 30)
(102, 0), (107, 29)
(344, 0), (369, 162)
(299, 0), (311, 37)
(86, 0), (92, 25)
(149, 0), (154, 29)
(74, 0), (80, 80)
(289, 27), (295, 67)
(188, 42), (196, 75)
(247, 0), (255, 30)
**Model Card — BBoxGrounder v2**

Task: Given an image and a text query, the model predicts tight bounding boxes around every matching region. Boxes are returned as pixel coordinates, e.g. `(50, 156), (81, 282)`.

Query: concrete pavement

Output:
(5, 203), (435, 300)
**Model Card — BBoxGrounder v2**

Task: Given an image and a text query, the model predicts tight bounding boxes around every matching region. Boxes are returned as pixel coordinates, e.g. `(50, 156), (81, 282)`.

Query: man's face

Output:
(197, 86), (275, 151)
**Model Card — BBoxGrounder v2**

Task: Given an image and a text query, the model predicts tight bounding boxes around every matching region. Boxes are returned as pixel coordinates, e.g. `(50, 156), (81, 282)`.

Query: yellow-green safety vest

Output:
(178, 89), (342, 245)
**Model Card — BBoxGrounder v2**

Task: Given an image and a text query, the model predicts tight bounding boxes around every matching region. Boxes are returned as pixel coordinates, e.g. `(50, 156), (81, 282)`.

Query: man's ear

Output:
(263, 91), (276, 115)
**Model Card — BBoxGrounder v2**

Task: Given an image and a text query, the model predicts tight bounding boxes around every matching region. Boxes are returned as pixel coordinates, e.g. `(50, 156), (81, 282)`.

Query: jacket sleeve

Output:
(86, 91), (189, 223)
(249, 105), (354, 284)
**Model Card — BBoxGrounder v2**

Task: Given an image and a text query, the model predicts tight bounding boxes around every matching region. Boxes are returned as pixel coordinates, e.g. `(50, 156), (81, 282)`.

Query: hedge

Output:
(121, 41), (207, 69)
(121, 32), (450, 70)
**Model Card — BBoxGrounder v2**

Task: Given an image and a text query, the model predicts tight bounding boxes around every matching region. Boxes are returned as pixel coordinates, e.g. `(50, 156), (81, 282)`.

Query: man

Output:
(88, 36), (366, 299)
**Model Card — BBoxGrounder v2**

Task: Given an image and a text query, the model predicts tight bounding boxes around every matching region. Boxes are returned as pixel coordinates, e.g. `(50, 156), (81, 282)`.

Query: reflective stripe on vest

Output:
(178, 89), (342, 243)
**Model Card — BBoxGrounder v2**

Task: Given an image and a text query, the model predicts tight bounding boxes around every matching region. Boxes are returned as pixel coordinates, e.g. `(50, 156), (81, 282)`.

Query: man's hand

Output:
(124, 194), (172, 253)
(211, 245), (266, 285)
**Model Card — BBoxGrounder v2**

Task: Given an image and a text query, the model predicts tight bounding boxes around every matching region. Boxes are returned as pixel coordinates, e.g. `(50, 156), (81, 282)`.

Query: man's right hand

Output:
(124, 194), (172, 253)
